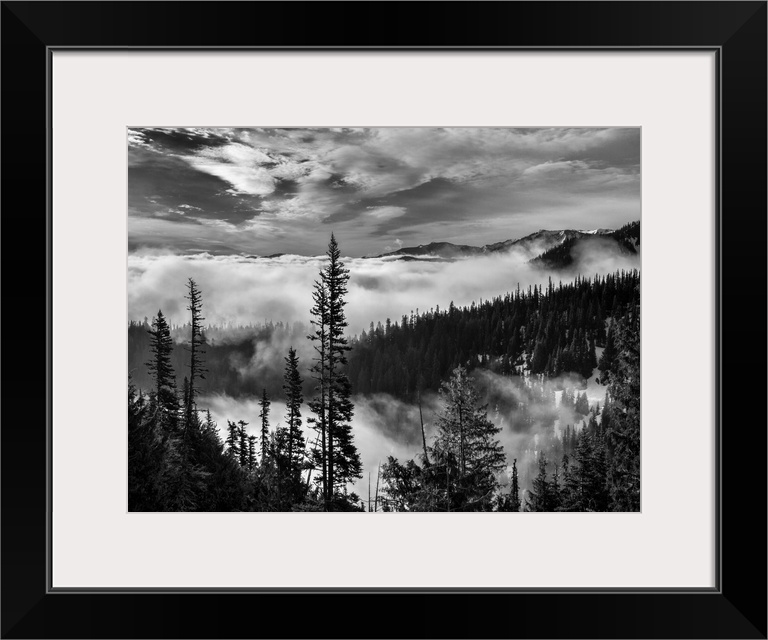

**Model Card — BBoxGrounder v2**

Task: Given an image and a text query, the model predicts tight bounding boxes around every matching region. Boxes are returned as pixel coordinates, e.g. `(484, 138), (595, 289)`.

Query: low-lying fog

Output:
(128, 237), (639, 335)
(202, 392), (436, 501)
(201, 364), (607, 502)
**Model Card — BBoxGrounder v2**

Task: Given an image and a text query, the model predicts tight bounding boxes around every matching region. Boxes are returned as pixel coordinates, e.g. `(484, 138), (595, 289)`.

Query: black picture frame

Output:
(2, 2), (765, 638)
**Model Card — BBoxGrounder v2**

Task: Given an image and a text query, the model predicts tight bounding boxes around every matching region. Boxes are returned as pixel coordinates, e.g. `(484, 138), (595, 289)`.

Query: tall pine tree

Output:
(184, 278), (207, 433)
(429, 366), (505, 511)
(225, 420), (240, 460)
(283, 347), (306, 482)
(259, 388), (271, 463)
(238, 420), (249, 468)
(526, 451), (552, 511)
(308, 270), (329, 504)
(145, 310), (177, 421)
(247, 435), (257, 471)
(308, 234), (361, 510)
(509, 458), (521, 512)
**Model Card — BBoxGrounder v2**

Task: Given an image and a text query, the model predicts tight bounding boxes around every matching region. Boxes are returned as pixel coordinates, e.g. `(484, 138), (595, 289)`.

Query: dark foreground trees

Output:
(129, 238), (364, 512)
(381, 366), (506, 511)
(129, 281), (245, 511)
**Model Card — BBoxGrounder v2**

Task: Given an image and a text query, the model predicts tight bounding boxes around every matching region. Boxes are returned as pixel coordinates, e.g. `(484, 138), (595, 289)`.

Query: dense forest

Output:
(129, 233), (640, 512)
(346, 269), (639, 397)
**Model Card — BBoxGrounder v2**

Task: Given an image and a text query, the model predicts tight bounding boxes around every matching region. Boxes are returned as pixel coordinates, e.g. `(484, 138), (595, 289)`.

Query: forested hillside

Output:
(347, 270), (639, 398)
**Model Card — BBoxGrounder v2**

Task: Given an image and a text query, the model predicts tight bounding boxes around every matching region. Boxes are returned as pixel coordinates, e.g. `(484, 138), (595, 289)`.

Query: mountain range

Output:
(368, 225), (637, 264)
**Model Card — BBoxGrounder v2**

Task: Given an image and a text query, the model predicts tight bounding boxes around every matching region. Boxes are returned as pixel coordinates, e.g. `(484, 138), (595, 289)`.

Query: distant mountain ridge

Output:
(529, 221), (640, 269)
(369, 227), (616, 260)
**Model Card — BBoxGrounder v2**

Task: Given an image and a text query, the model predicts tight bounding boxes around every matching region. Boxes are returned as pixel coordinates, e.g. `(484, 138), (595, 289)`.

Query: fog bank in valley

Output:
(200, 362), (607, 503)
(128, 240), (639, 335)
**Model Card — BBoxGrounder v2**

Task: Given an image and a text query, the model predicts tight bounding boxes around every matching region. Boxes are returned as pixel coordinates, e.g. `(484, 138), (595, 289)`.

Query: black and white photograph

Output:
(128, 127), (641, 512)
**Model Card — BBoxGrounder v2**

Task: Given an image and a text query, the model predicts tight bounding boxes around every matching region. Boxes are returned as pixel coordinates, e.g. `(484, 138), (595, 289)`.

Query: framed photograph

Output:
(3, 2), (765, 638)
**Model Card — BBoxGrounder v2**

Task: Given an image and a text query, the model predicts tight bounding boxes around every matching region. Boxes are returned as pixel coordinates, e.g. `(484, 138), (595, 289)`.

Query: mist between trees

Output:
(129, 234), (640, 512)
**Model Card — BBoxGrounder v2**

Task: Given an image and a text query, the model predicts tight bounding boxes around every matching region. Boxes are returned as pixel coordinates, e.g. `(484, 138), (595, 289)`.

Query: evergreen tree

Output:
(509, 458), (522, 511)
(496, 458), (522, 511)
(531, 341), (548, 374)
(590, 433), (609, 510)
(247, 435), (257, 471)
(527, 451), (552, 511)
(429, 366), (506, 511)
(283, 347), (306, 486)
(598, 321), (617, 375)
(575, 391), (590, 415)
(283, 348), (304, 469)
(559, 428), (610, 511)
(203, 410), (216, 434)
(181, 377), (191, 419)
(588, 335), (598, 370)
(380, 456), (424, 511)
(560, 453), (573, 508)
(551, 462), (562, 510)
(238, 420), (249, 468)
(308, 234), (362, 510)
(259, 389), (271, 462)
(145, 310), (177, 419)
(308, 268), (329, 504)
(184, 278), (207, 432)
(225, 420), (240, 460)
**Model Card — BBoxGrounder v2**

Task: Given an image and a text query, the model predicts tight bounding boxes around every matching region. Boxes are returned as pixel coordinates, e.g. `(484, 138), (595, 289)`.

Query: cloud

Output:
(361, 206), (407, 223)
(184, 163), (275, 197)
(128, 127), (640, 256)
(128, 130), (152, 149)
(182, 143), (278, 196)
(383, 238), (404, 253)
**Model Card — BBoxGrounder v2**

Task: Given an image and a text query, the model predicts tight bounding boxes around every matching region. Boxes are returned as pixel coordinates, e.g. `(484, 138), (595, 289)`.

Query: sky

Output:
(128, 127), (640, 257)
